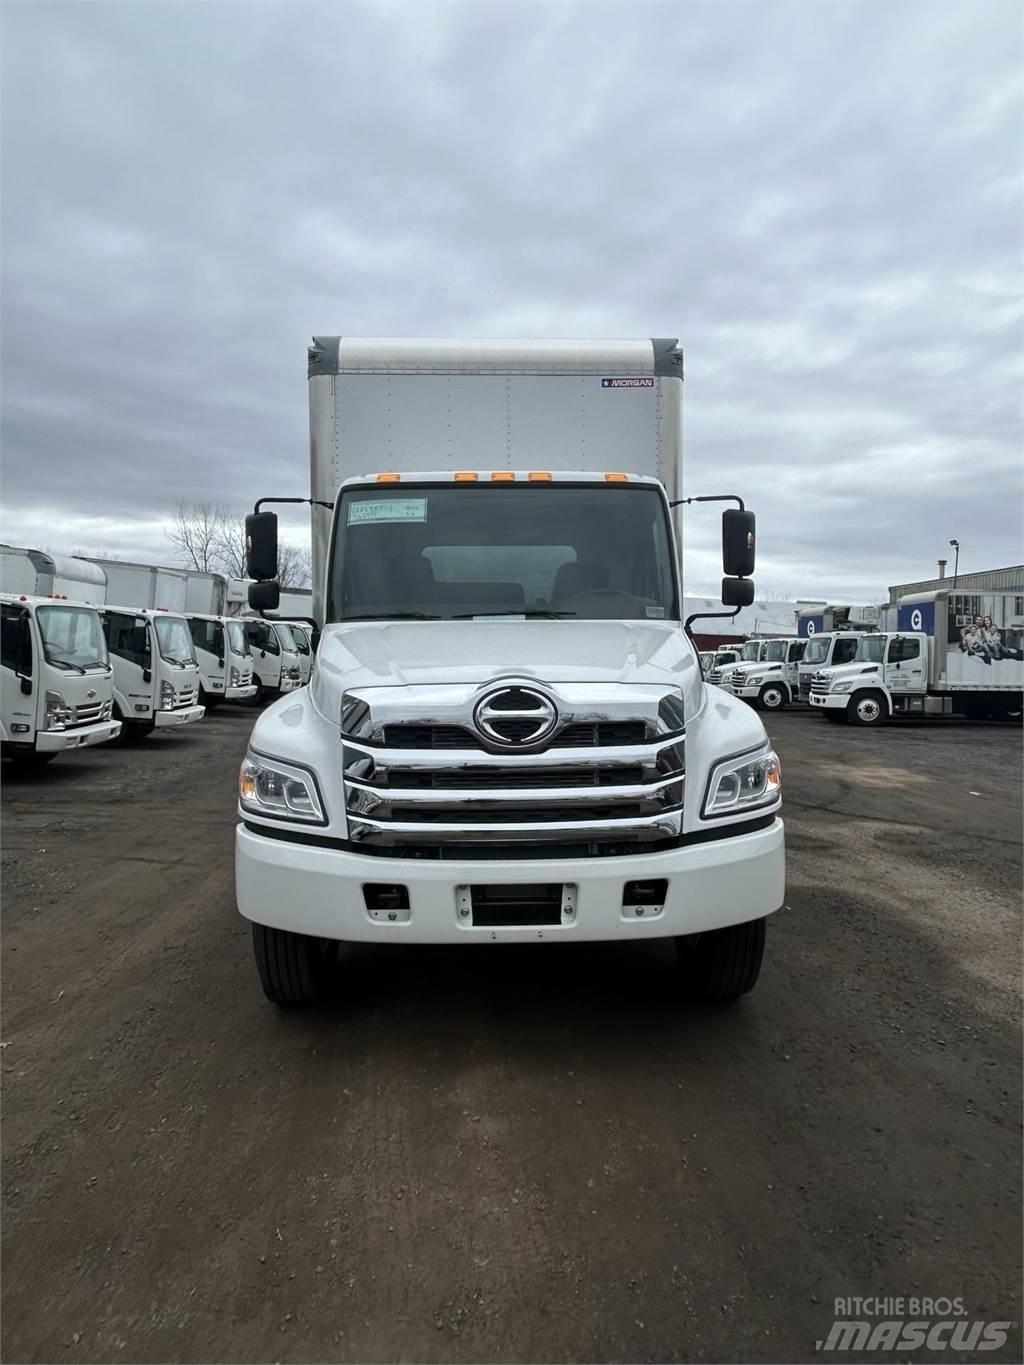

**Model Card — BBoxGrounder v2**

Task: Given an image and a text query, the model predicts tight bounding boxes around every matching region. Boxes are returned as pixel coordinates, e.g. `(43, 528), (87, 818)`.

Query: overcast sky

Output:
(2, 0), (1021, 601)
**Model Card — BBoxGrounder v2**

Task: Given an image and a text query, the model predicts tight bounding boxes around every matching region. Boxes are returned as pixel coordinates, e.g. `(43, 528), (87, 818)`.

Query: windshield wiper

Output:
(450, 610), (577, 620)
(341, 612), (441, 622)
(48, 656), (86, 674)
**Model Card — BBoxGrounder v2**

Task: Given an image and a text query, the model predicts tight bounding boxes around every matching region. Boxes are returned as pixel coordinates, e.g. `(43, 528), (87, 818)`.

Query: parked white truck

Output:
(728, 637), (807, 711)
(99, 606), (205, 738)
(235, 337), (784, 1007)
(187, 614), (257, 706)
(796, 629), (881, 703)
(0, 548), (121, 764)
(809, 590), (1024, 724)
(241, 619), (303, 704)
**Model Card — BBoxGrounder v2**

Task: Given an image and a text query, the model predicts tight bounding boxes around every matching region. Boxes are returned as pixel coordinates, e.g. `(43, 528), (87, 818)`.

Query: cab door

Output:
(884, 635), (925, 693)
(786, 640), (806, 691)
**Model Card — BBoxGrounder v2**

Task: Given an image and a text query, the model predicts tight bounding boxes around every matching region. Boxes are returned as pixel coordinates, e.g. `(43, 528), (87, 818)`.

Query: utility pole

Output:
(949, 539), (960, 588)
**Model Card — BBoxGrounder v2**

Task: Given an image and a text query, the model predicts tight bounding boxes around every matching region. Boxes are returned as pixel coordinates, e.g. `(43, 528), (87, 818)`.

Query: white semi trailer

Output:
(235, 336), (784, 1008)
(809, 590), (1024, 724)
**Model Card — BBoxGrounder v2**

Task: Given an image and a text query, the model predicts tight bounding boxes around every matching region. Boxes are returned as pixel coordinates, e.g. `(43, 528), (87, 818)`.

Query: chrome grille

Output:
(799, 674), (812, 699)
(72, 701), (104, 725)
(810, 676), (832, 695)
(344, 684), (685, 849)
(174, 684), (198, 709)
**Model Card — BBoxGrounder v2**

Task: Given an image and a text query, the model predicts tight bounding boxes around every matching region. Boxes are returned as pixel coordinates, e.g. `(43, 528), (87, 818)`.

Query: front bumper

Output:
(279, 676), (301, 693)
(809, 693), (848, 710)
(236, 816), (785, 944)
(733, 685), (762, 700)
(154, 704), (206, 728)
(226, 683), (258, 701)
(37, 719), (122, 751)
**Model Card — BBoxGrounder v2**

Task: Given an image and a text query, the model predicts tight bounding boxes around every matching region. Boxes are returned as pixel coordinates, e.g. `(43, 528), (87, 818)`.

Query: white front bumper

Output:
(809, 692), (848, 710)
(37, 719), (122, 751)
(154, 704), (206, 728)
(226, 683), (258, 701)
(279, 677), (301, 693)
(733, 685), (762, 700)
(236, 817), (785, 944)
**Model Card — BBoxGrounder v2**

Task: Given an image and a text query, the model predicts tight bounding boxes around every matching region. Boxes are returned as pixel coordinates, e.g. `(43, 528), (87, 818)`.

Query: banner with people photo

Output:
(945, 592), (1024, 685)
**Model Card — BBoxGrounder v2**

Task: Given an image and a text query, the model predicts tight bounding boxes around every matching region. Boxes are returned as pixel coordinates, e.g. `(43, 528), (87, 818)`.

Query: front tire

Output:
(252, 923), (333, 1007)
(849, 690), (887, 727)
(758, 683), (787, 711)
(676, 918), (766, 1001)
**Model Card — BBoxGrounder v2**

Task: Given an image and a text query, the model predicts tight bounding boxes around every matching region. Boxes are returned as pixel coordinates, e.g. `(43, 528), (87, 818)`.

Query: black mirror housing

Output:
(249, 580), (280, 612)
(722, 509), (756, 578)
(721, 576), (755, 607)
(245, 512), (279, 581)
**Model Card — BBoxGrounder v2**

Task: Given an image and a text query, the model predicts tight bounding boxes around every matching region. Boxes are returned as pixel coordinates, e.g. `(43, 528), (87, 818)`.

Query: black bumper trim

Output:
(241, 812), (778, 860)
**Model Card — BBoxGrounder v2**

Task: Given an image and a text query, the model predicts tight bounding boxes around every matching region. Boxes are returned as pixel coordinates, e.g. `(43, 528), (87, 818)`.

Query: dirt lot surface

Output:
(3, 707), (1021, 1363)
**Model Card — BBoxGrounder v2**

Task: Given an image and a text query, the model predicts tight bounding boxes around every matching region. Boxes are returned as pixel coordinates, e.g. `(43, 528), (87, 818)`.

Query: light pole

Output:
(949, 539), (960, 589)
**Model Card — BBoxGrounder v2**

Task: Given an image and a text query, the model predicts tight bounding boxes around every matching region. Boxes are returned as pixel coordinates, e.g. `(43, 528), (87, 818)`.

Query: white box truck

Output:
(808, 590), (1024, 724)
(187, 614), (257, 706)
(1, 549), (120, 764)
(99, 606), (205, 738)
(235, 337), (784, 1007)
(727, 638), (807, 711)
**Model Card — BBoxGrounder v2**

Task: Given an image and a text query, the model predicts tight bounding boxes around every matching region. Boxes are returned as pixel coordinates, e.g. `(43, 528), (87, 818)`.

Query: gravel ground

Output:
(2, 705), (1021, 1364)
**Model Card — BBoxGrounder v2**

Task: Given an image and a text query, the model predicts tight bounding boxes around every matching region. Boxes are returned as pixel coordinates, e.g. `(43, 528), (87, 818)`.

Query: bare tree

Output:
(166, 501), (228, 573)
(277, 543), (312, 590)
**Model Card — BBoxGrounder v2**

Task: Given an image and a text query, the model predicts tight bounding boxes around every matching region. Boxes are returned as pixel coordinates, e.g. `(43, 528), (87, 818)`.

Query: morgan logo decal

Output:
(601, 377), (654, 389)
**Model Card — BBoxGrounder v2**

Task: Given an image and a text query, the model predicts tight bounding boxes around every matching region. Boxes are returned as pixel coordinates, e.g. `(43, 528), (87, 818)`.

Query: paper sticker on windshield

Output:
(347, 498), (427, 525)
(601, 377), (654, 389)
(646, 605), (666, 618)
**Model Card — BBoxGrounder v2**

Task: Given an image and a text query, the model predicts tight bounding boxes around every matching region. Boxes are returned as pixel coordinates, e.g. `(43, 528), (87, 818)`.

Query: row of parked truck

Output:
(700, 593), (1024, 725)
(0, 546), (315, 765)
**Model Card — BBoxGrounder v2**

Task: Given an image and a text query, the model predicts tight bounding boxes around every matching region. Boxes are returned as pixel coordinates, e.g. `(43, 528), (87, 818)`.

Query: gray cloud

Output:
(2, 0), (1021, 598)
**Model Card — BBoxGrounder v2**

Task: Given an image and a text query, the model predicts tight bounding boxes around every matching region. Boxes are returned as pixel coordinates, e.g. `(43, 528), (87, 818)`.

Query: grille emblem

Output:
(474, 685), (558, 748)
(87, 689), (96, 698)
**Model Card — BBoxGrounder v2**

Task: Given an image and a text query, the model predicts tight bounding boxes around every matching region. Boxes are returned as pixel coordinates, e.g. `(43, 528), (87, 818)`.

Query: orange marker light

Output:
(605, 472), (629, 483)
(376, 472), (400, 483)
(453, 471), (478, 481)
(490, 471), (515, 482)
(528, 471), (552, 482)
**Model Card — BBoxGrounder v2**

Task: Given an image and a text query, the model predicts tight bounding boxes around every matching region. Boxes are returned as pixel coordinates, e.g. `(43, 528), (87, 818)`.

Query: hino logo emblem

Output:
(474, 685), (558, 747)
(86, 689), (97, 698)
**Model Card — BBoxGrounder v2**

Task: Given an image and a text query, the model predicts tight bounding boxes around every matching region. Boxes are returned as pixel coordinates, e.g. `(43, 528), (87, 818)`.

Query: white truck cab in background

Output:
(729, 637), (807, 711)
(702, 647), (743, 685)
(187, 614), (257, 706)
(796, 629), (879, 703)
(275, 620), (315, 685)
(242, 619), (302, 704)
(809, 590), (1024, 725)
(100, 607), (204, 738)
(1, 592), (120, 765)
(235, 336), (784, 1009)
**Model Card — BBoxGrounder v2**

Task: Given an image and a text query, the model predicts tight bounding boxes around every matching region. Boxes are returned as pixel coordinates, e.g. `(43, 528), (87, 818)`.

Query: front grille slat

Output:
(381, 721), (647, 751)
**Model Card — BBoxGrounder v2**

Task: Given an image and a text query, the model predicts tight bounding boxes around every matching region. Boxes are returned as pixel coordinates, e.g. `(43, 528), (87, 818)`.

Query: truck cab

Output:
(187, 614), (257, 706)
(703, 647), (743, 686)
(796, 630), (875, 702)
(728, 637), (806, 711)
(1, 593), (120, 764)
(278, 621), (314, 685)
(100, 607), (205, 738)
(243, 619), (302, 704)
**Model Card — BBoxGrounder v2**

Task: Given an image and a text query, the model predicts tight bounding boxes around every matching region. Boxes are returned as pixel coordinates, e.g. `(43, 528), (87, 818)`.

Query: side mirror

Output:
(245, 512), (279, 581)
(721, 576), (755, 607)
(20, 676), (32, 696)
(722, 509), (756, 577)
(249, 580), (280, 612)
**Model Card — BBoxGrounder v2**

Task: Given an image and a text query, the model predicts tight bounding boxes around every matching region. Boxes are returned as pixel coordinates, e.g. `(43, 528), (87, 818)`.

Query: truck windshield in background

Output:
(852, 636), (885, 662)
(802, 636), (831, 665)
(154, 616), (197, 665)
(740, 642), (762, 661)
(330, 484), (678, 623)
(36, 606), (108, 670)
(764, 641), (789, 662)
(288, 626), (311, 655)
(225, 620), (250, 657)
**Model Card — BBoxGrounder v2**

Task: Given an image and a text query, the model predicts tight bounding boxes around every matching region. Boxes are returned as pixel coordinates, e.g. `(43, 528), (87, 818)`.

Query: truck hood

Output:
(313, 619), (700, 707)
(815, 662), (882, 683)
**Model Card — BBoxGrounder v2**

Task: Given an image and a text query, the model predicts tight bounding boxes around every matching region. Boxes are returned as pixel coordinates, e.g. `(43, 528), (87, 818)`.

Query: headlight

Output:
(747, 675), (763, 685)
(44, 690), (69, 731)
(703, 745), (781, 820)
(239, 750), (326, 824)
(101, 700), (112, 719)
(229, 666), (240, 686)
(831, 681), (854, 693)
(160, 680), (175, 710)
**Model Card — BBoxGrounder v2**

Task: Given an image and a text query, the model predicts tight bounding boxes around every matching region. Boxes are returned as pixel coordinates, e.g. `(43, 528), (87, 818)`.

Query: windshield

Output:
(288, 625), (311, 655)
(713, 652), (736, 668)
(739, 642), (761, 661)
(330, 484), (677, 623)
(225, 620), (250, 656)
(854, 635), (885, 662)
(36, 606), (108, 670)
(154, 616), (197, 664)
(830, 635), (874, 666)
(764, 641), (788, 662)
(802, 636), (830, 664)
